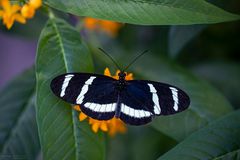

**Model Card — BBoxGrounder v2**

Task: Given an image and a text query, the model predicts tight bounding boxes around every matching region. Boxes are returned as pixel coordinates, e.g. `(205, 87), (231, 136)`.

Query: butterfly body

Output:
(51, 72), (190, 125)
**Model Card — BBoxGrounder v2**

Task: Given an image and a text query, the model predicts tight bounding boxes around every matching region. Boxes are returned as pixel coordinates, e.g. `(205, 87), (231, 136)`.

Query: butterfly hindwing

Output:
(118, 84), (154, 125)
(79, 82), (118, 120)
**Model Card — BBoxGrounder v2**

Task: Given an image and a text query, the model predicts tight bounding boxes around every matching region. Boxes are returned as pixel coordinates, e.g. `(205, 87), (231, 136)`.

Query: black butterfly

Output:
(50, 49), (190, 125)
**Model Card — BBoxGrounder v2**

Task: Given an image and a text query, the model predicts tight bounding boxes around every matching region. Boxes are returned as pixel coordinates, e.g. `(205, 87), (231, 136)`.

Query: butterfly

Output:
(50, 49), (190, 125)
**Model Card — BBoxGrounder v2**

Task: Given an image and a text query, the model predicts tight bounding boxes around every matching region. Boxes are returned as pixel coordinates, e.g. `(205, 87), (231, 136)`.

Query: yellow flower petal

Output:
(21, 4), (35, 19)
(83, 17), (98, 30)
(126, 73), (133, 80)
(1, 0), (11, 11)
(112, 70), (120, 80)
(79, 112), (88, 121)
(104, 67), (112, 77)
(4, 16), (14, 29)
(29, 0), (42, 9)
(13, 14), (26, 24)
(0, 0), (26, 29)
(116, 120), (127, 133)
(100, 122), (108, 132)
(0, 0), (42, 29)
(99, 20), (123, 37)
(106, 117), (127, 136)
(11, 5), (21, 13)
(83, 17), (123, 37)
(92, 122), (100, 133)
(73, 105), (81, 111)
(88, 118), (93, 124)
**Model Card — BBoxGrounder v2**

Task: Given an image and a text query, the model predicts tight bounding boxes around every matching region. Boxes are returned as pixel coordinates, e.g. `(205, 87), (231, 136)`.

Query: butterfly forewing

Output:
(128, 80), (190, 114)
(51, 73), (116, 102)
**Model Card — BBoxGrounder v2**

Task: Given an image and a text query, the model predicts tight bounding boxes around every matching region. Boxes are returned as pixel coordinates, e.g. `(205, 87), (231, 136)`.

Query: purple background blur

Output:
(0, 32), (37, 89)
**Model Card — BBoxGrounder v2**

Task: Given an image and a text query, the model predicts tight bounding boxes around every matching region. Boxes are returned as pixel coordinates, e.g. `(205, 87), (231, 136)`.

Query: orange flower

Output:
(99, 20), (123, 37)
(0, 0), (41, 29)
(21, 0), (42, 19)
(29, 0), (42, 9)
(104, 67), (133, 80)
(107, 117), (127, 136)
(83, 17), (123, 37)
(83, 17), (98, 30)
(21, 4), (35, 18)
(74, 68), (132, 136)
(0, 0), (26, 29)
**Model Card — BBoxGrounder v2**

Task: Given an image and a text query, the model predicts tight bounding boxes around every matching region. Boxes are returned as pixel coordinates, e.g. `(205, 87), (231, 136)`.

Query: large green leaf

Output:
(130, 127), (177, 160)
(36, 17), (105, 159)
(168, 25), (207, 58)
(45, 0), (239, 25)
(192, 62), (240, 108)
(0, 68), (40, 159)
(107, 127), (177, 160)
(158, 109), (240, 160)
(131, 55), (233, 141)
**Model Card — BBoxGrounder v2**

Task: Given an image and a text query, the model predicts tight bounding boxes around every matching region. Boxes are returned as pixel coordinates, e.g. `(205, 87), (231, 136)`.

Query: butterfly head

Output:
(118, 72), (126, 79)
(118, 72), (126, 85)
(117, 71), (127, 90)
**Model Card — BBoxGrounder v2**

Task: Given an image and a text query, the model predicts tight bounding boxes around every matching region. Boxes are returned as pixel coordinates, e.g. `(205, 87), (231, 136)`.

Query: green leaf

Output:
(107, 127), (177, 160)
(168, 25), (207, 58)
(131, 55), (233, 141)
(36, 17), (105, 159)
(0, 68), (40, 159)
(45, 0), (239, 25)
(192, 61), (240, 108)
(158, 109), (240, 160)
(130, 128), (177, 160)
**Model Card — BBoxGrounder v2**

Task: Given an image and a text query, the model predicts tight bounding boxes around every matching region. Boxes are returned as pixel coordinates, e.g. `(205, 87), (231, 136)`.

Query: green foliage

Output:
(1, 0), (239, 159)
(192, 62), (240, 108)
(129, 128), (177, 160)
(36, 17), (105, 159)
(158, 110), (240, 160)
(45, 0), (239, 25)
(0, 69), (40, 159)
(168, 25), (207, 58)
(108, 127), (177, 160)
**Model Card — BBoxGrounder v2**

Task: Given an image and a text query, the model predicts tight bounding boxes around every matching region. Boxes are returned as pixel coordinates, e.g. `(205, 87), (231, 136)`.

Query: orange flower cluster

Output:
(83, 17), (123, 37)
(0, 0), (41, 29)
(74, 68), (134, 136)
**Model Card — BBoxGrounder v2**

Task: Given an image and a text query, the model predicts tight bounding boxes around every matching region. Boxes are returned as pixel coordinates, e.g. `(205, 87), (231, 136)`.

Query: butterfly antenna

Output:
(98, 48), (122, 70)
(123, 50), (149, 72)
